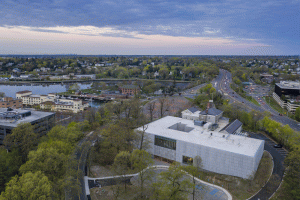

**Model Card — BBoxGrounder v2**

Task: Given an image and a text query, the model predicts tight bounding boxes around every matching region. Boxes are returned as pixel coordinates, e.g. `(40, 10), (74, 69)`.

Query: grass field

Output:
(264, 96), (286, 114)
(246, 96), (260, 106)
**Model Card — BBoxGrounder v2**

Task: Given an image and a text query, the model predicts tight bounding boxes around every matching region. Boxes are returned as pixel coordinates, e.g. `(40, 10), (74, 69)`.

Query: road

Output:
(212, 69), (300, 132)
(70, 131), (95, 200)
(178, 83), (208, 99)
(248, 132), (287, 200)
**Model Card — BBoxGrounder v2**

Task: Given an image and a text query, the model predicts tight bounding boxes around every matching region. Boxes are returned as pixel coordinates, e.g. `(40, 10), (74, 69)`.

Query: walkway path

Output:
(85, 165), (232, 200)
(248, 133), (286, 200)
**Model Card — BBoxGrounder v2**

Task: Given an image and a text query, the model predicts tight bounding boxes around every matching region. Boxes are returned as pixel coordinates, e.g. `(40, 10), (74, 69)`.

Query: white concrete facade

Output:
(181, 109), (200, 121)
(273, 92), (300, 113)
(273, 92), (286, 108)
(138, 116), (264, 179)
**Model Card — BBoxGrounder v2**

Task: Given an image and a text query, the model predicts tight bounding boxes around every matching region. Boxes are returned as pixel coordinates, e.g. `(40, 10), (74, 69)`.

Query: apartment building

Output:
(119, 85), (140, 95)
(0, 108), (55, 145)
(16, 91), (89, 113)
(0, 97), (23, 109)
(40, 98), (89, 113)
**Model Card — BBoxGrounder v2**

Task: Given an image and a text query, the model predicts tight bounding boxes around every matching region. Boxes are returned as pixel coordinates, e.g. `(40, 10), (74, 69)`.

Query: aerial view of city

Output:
(0, 0), (299, 200)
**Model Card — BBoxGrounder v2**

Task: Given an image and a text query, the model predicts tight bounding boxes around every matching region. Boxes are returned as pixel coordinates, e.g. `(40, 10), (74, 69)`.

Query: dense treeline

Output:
(0, 56), (219, 81)
(0, 122), (85, 199)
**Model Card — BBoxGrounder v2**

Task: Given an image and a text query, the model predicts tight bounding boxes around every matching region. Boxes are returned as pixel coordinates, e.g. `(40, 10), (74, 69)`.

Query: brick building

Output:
(119, 85), (140, 95)
(0, 97), (23, 109)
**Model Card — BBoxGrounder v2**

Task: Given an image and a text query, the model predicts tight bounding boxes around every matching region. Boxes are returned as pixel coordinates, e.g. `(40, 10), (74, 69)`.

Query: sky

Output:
(0, 0), (299, 55)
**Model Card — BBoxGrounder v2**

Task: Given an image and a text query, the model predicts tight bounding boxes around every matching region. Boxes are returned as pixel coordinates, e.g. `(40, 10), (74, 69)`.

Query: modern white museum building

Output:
(137, 107), (264, 179)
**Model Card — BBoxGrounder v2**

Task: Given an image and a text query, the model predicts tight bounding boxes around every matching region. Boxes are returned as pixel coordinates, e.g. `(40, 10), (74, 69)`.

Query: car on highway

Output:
(274, 144), (283, 148)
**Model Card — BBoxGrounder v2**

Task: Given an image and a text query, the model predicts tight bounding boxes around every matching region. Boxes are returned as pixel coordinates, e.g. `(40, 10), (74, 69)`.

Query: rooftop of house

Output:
(200, 108), (223, 116)
(187, 107), (200, 113)
(137, 116), (263, 157)
(16, 90), (32, 94)
(220, 119), (243, 134)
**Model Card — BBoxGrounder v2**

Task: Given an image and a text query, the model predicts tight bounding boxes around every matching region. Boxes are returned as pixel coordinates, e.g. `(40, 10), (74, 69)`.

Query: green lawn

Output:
(246, 96), (260, 106)
(264, 96), (295, 119)
(264, 96), (286, 114)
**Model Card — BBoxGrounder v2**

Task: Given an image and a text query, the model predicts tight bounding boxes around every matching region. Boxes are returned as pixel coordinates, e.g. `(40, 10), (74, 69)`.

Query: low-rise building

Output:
(0, 97), (23, 109)
(40, 98), (89, 113)
(0, 108), (55, 145)
(273, 81), (300, 112)
(74, 74), (96, 80)
(16, 91), (89, 113)
(119, 85), (140, 95)
(136, 116), (264, 179)
(181, 107), (201, 121)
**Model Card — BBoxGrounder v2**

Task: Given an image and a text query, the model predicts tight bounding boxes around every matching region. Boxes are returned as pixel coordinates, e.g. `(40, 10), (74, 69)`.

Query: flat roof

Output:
(276, 81), (300, 90)
(16, 90), (32, 94)
(137, 116), (263, 157)
(0, 108), (54, 128)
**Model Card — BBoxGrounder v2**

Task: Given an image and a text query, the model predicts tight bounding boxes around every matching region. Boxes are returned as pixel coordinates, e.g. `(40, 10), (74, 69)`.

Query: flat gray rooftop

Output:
(0, 108), (54, 128)
(276, 81), (300, 90)
(137, 116), (264, 157)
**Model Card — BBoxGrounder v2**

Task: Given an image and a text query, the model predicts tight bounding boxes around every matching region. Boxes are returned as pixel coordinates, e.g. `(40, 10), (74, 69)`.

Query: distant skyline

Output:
(0, 0), (299, 55)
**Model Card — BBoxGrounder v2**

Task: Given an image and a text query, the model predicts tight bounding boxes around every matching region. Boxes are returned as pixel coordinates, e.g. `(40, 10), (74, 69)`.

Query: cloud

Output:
(0, 0), (298, 54)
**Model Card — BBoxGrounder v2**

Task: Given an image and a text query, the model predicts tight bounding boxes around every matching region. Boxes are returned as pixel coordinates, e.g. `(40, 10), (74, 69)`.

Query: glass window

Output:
(182, 156), (193, 165)
(154, 135), (176, 150)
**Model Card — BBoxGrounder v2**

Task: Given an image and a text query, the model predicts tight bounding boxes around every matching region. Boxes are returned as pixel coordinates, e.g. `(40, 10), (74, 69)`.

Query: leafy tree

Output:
(282, 149), (300, 199)
(0, 148), (22, 192)
(152, 162), (193, 200)
(0, 171), (53, 200)
(19, 146), (69, 183)
(130, 149), (154, 198)
(4, 123), (38, 162)
(194, 94), (209, 110)
(46, 125), (83, 146)
(295, 107), (300, 122)
(112, 151), (131, 191)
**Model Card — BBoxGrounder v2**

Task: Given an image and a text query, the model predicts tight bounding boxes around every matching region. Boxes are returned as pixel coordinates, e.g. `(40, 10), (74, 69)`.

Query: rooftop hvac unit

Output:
(194, 121), (206, 127)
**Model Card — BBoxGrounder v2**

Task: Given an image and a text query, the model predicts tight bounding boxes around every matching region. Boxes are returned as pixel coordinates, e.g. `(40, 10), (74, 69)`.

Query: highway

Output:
(212, 69), (300, 132)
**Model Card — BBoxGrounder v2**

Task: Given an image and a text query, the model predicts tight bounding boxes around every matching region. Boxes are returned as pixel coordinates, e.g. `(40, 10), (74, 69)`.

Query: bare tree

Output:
(147, 101), (156, 121)
(158, 97), (170, 118)
(135, 124), (150, 150)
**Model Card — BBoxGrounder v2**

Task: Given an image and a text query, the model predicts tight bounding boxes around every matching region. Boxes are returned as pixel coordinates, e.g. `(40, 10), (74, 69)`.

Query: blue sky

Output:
(0, 0), (299, 55)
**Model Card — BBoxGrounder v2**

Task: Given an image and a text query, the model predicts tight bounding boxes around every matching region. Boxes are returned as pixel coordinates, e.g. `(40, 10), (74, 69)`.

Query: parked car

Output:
(274, 144), (283, 148)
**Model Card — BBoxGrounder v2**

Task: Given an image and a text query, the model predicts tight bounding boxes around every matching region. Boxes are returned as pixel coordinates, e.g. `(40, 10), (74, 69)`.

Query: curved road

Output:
(212, 69), (300, 132)
(212, 69), (289, 199)
(248, 132), (286, 200)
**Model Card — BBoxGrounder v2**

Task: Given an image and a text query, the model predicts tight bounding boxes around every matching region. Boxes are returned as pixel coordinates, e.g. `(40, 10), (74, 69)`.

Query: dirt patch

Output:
(89, 165), (115, 178)
(143, 96), (193, 120)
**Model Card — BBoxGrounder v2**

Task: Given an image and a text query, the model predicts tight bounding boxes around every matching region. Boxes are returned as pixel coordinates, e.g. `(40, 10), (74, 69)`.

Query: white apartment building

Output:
(16, 91), (89, 113)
